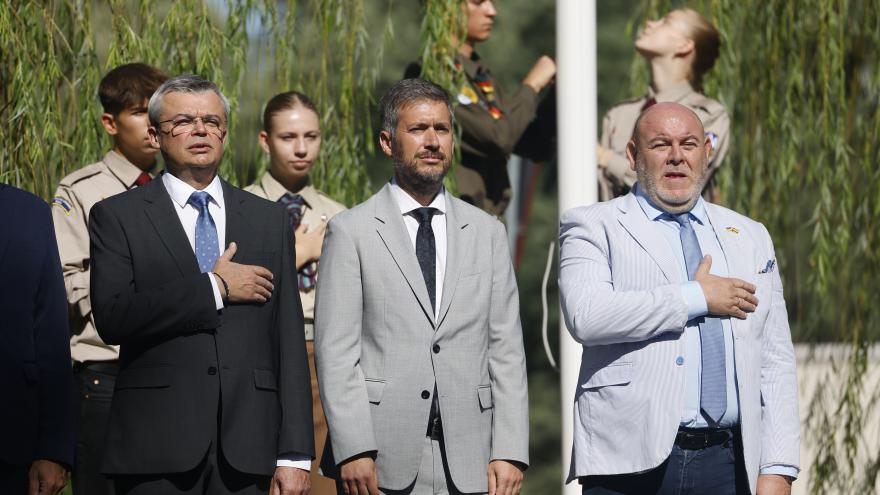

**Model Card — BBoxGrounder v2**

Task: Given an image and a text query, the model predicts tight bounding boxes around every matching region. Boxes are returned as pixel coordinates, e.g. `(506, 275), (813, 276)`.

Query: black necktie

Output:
(413, 207), (438, 312)
(412, 206), (441, 432)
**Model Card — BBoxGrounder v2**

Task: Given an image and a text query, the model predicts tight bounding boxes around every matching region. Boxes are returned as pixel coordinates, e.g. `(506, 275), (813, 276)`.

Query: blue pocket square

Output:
(758, 259), (776, 274)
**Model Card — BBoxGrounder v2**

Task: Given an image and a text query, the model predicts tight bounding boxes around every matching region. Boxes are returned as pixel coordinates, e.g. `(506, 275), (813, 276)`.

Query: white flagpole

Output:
(556, 1), (597, 493)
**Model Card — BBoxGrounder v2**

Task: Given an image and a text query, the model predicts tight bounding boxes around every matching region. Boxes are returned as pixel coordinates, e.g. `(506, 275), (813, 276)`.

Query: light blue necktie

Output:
(673, 212), (727, 424)
(188, 191), (220, 273)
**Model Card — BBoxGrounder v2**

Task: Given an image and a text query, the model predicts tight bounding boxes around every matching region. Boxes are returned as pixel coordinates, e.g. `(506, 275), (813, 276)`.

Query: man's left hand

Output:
(269, 466), (310, 495)
(27, 459), (67, 495)
(488, 460), (523, 495)
(757, 474), (792, 495)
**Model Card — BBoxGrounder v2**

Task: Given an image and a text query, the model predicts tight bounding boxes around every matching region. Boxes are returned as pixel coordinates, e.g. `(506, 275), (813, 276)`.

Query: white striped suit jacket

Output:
(559, 191), (799, 493)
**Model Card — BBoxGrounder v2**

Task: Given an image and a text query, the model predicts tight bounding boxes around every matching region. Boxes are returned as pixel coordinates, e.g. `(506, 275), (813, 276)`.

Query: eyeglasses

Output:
(158, 115), (227, 138)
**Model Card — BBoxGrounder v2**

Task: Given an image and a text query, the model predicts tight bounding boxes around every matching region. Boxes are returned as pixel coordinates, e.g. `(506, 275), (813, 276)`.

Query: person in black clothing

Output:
(0, 183), (73, 495)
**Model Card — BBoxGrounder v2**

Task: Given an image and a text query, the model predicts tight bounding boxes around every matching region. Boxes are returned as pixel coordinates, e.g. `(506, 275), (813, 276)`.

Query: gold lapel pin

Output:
(725, 226), (740, 234)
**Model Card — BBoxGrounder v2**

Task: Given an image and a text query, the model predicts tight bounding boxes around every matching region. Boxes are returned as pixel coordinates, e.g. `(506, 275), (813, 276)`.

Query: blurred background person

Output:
(407, 0), (557, 217)
(51, 62), (167, 495)
(1, 183), (73, 495)
(597, 8), (729, 203)
(246, 90), (346, 495)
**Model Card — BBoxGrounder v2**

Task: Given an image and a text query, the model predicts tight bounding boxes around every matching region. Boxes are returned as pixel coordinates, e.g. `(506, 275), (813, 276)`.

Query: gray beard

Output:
(635, 158), (707, 214)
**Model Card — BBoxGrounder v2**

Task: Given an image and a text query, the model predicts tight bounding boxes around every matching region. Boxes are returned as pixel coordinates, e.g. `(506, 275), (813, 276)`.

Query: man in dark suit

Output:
(0, 184), (73, 495)
(89, 75), (314, 495)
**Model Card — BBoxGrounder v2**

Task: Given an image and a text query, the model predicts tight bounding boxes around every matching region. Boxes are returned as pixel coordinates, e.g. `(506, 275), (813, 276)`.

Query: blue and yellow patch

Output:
(52, 197), (73, 216)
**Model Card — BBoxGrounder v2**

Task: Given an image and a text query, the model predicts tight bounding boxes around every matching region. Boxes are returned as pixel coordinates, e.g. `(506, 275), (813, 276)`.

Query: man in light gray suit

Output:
(315, 78), (529, 495)
(560, 102), (799, 495)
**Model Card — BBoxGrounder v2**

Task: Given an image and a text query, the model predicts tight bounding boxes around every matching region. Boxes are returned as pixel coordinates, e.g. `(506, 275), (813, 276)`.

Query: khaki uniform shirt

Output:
(454, 53), (539, 217)
(599, 81), (730, 202)
(245, 173), (345, 327)
(52, 150), (153, 362)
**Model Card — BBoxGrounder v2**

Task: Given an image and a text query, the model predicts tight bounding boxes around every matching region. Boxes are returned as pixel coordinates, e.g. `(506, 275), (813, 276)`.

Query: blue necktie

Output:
(673, 212), (727, 424)
(278, 192), (318, 291)
(188, 191), (220, 273)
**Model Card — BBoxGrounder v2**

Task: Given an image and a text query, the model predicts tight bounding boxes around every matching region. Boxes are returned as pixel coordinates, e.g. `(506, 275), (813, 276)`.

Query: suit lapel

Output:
(616, 193), (682, 283)
(374, 184), (435, 324)
(437, 192), (469, 328)
(221, 180), (244, 250)
(704, 205), (750, 336)
(143, 175), (200, 275)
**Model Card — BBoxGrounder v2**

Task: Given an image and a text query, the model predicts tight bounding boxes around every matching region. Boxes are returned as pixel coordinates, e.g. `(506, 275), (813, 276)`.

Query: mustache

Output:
(417, 151), (446, 160)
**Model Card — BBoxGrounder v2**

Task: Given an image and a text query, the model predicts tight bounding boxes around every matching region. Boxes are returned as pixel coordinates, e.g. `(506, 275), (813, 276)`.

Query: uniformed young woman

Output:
(245, 91), (346, 495)
(597, 8), (730, 203)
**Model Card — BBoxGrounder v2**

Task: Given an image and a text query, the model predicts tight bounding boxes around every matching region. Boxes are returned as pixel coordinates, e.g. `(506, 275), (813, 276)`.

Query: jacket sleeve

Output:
(457, 84), (539, 158)
(600, 109), (638, 190)
(704, 106), (731, 181)
(487, 220), (530, 466)
(558, 206), (688, 346)
(88, 201), (219, 345)
(314, 216), (377, 464)
(34, 203), (74, 467)
(758, 225), (800, 471)
(52, 185), (93, 321)
(276, 206), (315, 458)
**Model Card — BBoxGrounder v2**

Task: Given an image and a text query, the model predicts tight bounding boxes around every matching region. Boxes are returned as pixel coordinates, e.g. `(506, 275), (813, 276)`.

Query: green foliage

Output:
(0, 0), (378, 205)
(626, 1), (879, 491)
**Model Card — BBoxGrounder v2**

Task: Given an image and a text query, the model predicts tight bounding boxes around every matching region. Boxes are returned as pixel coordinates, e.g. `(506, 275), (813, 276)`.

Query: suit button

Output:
(207, 366), (217, 375)
(676, 357), (684, 366)
(433, 344), (440, 354)
(421, 390), (430, 399)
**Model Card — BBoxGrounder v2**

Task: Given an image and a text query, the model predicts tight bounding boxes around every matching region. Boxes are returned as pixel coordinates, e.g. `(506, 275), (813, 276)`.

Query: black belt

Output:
(674, 426), (737, 450)
(73, 360), (120, 375)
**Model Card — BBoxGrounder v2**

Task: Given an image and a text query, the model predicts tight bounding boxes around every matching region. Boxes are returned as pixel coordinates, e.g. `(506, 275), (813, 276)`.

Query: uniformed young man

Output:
(407, 0), (557, 217)
(597, 8), (730, 203)
(51, 62), (167, 495)
(245, 91), (345, 495)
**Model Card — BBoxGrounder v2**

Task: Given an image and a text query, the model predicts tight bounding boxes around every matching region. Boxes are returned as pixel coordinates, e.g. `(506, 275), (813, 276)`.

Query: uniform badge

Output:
(52, 197), (73, 216)
(458, 86), (479, 105)
(706, 131), (719, 156)
(725, 226), (740, 234)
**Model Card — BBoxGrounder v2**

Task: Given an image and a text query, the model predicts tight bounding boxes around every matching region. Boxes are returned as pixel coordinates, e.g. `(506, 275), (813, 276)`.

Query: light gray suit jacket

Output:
(559, 191), (799, 493)
(315, 183), (529, 492)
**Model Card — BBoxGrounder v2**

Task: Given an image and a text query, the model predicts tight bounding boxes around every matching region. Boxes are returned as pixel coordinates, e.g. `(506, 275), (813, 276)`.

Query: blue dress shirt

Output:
(633, 185), (798, 479)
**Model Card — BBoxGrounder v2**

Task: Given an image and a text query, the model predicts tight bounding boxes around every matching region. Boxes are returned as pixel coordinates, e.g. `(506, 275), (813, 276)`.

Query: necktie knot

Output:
(412, 207), (438, 225)
(279, 192), (305, 210)
(671, 212), (692, 228)
(188, 191), (213, 211)
(134, 172), (152, 187)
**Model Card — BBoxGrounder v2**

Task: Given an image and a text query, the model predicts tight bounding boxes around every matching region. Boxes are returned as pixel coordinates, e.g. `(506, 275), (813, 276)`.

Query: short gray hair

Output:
(378, 78), (454, 139)
(148, 74), (231, 127)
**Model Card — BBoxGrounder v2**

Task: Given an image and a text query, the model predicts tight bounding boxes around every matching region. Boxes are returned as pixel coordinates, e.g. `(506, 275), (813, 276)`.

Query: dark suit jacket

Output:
(89, 175), (313, 476)
(0, 184), (73, 468)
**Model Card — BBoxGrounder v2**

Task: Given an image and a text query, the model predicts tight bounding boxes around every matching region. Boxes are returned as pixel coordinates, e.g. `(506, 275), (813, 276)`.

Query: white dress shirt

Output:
(161, 172), (310, 471)
(390, 180), (447, 320)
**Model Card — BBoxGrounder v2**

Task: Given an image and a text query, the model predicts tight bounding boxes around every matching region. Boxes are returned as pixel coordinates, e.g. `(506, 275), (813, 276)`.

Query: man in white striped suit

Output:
(560, 102), (799, 495)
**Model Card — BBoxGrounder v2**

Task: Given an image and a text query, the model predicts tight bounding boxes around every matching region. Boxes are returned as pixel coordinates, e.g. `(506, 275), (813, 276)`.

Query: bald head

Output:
(626, 102), (712, 214)
(632, 102), (705, 148)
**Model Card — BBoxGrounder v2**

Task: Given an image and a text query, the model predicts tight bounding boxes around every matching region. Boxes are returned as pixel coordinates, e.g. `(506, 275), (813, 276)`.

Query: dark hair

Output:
(262, 91), (320, 133)
(147, 74), (231, 127)
(98, 63), (168, 115)
(378, 78), (454, 139)
(679, 9), (721, 89)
